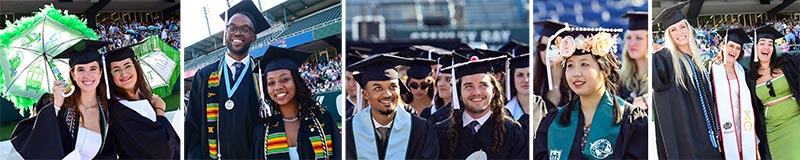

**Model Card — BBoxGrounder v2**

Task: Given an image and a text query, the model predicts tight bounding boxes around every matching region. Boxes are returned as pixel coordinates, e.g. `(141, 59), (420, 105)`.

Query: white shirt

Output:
(372, 116), (394, 129)
(224, 53), (250, 75)
(64, 127), (101, 160)
(462, 111), (492, 131)
(119, 99), (157, 122)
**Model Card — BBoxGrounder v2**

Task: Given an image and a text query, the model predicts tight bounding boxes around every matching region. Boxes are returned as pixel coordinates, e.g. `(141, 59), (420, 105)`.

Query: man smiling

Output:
(345, 54), (440, 160)
(185, 0), (271, 159)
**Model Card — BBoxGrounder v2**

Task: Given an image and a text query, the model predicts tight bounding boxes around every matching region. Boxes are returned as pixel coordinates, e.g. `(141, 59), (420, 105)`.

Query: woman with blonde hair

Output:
(618, 11), (650, 108)
(652, 2), (721, 159)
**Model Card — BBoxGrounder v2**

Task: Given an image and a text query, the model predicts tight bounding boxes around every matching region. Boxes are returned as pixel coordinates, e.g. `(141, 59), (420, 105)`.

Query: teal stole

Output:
(352, 107), (411, 159)
(548, 92), (623, 160)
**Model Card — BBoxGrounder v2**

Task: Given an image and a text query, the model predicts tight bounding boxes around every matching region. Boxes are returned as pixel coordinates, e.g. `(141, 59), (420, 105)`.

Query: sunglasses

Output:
(409, 82), (431, 90)
(766, 80), (776, 97)
(537, 44), (547, 52)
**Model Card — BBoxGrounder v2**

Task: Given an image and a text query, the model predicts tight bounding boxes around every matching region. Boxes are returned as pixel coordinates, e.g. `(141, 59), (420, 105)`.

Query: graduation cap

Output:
(105, 40), (145, 62)
(406, 58), (436, 79)
(748, 25), (784, 62)
(476, 49), (511, 72)
(534, 20), (570, 37)
(653, 1), (689, 31)
(258, 46), (312, 73)
(622, 11), (648, 30)
(544, 26), (623, 90)
(350, 54), (413, 109)
(441, 56), (508, 109)
(219, 0), (271, 34)
(345, 52), (368, 71)
(396, 45), (453, 60)
(55, 39), (110, 98)
(498, 40), (529, 57)
(348, 53), (412, 92)
(56, 39), (110, 66)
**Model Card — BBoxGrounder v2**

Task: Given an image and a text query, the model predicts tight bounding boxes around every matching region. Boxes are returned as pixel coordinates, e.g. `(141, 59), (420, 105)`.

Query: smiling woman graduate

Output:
(533, 27), (647, 160)
(256, 47), (340, 159)
(11, 40), (117, 159)
(104, 42), (180, 159)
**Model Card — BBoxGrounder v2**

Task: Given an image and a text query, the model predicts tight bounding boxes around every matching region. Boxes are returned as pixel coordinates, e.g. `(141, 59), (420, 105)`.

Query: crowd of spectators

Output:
(300, 56), (342, 94)
(94, 19), (180, 52)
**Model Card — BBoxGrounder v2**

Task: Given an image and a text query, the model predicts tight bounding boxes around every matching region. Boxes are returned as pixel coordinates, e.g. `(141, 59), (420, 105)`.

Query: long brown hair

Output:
(446, 73), (515, 158)
(63, 61), (109, 121)
(107, 57), (153, 102)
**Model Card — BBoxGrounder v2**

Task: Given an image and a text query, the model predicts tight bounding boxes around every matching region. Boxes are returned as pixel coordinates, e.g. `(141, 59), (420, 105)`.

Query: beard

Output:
(227, 40), (252, 55)
(378, 107), (395, 115)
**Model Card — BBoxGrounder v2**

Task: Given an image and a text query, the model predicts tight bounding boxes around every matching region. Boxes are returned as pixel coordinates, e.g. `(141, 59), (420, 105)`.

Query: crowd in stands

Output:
(94, 19), (180, 52)
(299, 56), (342, 94)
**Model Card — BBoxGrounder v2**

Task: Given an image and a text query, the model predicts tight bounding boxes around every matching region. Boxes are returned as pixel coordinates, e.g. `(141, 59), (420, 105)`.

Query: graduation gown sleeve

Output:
(11, 105), (69, 159)
(405, 115), (440, 159)
(108, 100), (180, 159)
(185, 62), (215, 159)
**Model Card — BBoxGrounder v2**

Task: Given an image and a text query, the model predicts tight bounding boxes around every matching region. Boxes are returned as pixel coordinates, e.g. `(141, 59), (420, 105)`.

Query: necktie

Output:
(233, 62), (245, 79)
(467, 121), (480, 135)
(376, 127), (390, 145)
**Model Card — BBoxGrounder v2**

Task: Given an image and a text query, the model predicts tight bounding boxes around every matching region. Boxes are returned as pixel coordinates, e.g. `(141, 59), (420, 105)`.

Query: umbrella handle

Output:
(62, 83), (75, 97)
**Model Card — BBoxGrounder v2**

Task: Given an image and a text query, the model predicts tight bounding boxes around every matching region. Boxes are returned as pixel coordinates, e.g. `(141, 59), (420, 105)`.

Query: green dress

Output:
(755, 75), (800, 159)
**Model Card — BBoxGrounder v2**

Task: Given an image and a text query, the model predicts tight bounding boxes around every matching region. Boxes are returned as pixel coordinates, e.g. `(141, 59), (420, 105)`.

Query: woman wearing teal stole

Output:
(533, 28), (647, 160)
(256, 47), (340, 159)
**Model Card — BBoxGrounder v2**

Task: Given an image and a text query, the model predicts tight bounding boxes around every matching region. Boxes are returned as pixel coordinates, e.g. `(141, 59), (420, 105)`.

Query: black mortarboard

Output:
(622, 11), (648, 30)
(348, 54), (412, 88)
(406, 58), (436, 79)
(105, 41), (145, 62)
(509, 54), (530, 70)
(534, 20), (569, 37)
(719, 28), (752, 45)
(476, 49), (511, 72)
(396, 45), (453, 60)
(498, 40), (529, 56)
(748, 25), (784, 40)
(653, 1), (689, 30)
(445, 56), (508, 79)
(345, 52), (368, 71)
(220, 0), (271, 34)
(259, 46), (312, 73)
(55, 39), (110, 66)
(438, 53), (469, 74)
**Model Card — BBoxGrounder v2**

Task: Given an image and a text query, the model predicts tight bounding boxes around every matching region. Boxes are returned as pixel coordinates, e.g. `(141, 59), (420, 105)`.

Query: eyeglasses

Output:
(766, 80), (776, 97)
(537, 44), (547, 52)
(111, 64), (136, 76)
(408, 82), (431, 90)
(226, 25), (253, 34)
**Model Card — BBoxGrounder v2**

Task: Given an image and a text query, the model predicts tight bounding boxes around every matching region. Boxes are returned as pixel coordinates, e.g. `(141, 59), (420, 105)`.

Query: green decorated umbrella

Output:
(0, 5), (99, 113)
(129, 36), (180, 98)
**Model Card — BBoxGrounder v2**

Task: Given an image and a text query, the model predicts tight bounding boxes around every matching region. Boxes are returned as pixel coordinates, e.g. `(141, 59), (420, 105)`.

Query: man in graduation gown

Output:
(185, 0), (271, 159)
(345, 52), (367, 119)
(436, 56), (528, 159)
(345, 54), (440, 160)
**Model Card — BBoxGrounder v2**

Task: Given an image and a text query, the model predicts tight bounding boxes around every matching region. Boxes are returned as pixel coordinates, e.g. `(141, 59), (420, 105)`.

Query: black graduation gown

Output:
(435, 112), (528, 159)
(345, 113), (439, 159)
(617, 87), (635, 103)
(346, 99), (355, 119)
(108, 100), (180, 159)
(745, 53), (800, 160)
(254, 109), (342, 159)
(533, 102), (648, 160)
(420, 102), (452, 123)
(185, 60), (263, 159)
(11, 104), (116, 159)
(652, 49), (722, 159)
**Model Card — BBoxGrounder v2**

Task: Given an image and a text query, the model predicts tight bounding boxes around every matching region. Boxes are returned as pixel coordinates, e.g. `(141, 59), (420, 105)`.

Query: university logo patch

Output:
(590, 139), (613, 159)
